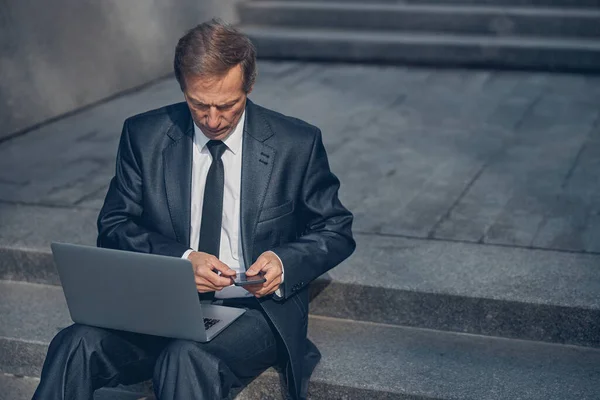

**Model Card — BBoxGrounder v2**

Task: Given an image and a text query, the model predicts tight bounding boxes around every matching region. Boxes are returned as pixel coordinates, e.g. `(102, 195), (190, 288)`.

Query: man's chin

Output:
(201, 127), (230, 140)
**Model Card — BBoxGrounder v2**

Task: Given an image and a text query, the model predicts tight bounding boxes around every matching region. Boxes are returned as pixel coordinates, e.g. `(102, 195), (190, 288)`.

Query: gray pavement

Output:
(1, 61), (600, 253)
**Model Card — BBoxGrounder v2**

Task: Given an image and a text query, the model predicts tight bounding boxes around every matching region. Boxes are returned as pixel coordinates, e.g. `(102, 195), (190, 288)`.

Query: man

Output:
(33, 19), (355, 400)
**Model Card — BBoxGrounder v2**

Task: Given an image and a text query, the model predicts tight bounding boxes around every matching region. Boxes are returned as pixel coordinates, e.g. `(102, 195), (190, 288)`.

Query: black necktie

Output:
(198, 140), (227, 256)
(198, 140), (227, 302)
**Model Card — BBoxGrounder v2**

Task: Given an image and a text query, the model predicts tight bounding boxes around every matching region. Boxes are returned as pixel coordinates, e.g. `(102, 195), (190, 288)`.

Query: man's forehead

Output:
(184, 69), (245, 106)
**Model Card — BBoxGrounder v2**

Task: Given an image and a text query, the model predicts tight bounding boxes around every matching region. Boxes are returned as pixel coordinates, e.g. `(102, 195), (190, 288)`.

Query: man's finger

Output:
(258, 276), (281, 296)
(195, 276), (219, 292)
(196, 284), (216, 292)
(262, 265), (280, 284)
(197, 285), (216, 293)
(198, 267), (232, 287)
(246, 255), (270, 276)
(210, 258), (236, 277)
(252, 274), (282, 297)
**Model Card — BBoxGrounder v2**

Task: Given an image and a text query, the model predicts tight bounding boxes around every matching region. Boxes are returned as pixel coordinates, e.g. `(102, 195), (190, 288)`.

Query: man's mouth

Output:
(205, 126), (225, 135)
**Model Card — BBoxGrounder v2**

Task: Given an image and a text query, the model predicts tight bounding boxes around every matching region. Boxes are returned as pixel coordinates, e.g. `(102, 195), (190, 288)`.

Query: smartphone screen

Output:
(233, 272), (266, 286)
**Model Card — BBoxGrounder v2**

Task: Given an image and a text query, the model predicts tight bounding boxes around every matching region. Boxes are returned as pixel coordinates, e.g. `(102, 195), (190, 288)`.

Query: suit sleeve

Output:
(97, 120), (189, 257)
(270, 129), (356, 300)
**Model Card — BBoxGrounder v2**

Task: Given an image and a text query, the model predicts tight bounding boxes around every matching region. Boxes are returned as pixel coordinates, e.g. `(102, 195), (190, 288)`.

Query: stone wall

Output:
(0, 0), (239, 140)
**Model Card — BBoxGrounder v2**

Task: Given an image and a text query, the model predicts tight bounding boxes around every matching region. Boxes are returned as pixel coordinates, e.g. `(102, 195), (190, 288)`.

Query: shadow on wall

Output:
(0, 0), (239, 141)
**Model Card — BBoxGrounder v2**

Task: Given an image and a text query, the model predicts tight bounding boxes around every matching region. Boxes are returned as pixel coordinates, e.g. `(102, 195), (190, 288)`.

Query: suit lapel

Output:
(241, 100), (275, 266)
(164, 111), (194, 247)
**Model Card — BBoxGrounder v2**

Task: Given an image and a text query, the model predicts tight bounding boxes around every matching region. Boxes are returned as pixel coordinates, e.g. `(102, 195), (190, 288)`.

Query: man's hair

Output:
(174, 19), (257, 93)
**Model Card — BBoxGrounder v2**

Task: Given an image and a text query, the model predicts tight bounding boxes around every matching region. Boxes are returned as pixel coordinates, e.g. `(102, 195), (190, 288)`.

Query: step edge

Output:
(3, 277), (600, 312)
(2, 315), (600, 354)
(240, 25), (600, 49)
(2, 316), (599, 397)
(241, 1), (600, 18)
(309, 314), (600, 353)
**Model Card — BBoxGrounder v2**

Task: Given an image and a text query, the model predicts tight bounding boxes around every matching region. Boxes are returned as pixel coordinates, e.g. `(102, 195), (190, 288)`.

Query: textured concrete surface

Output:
(1, 62), (599, 253)
(310, 317), (600, 400)
(238, 0), (600, 69)
(2, 282), (600, 400)
(0, 282), (72, 344)
(0, 370), (411, 400)
(240, 2), (600, 38)
(284, 0), (600, 5)
(0, 374), (39, 400)
(311, 231), (600, 345)
(241, 26), (600, 71)
(336, 234), (600, 308)
(3, 229), (600, 346)
(0, 0), (239, 140)
(5, 227), (599, 307)
(0, 373), (152, 400)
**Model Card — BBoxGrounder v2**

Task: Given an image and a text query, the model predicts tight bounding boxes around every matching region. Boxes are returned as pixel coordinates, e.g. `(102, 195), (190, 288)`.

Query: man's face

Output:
(183, 64), (250, 141)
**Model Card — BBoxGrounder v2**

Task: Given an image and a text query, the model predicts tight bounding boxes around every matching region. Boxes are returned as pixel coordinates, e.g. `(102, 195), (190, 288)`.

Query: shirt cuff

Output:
(267, 250), (285, 298)
(182, 249), (194, 259)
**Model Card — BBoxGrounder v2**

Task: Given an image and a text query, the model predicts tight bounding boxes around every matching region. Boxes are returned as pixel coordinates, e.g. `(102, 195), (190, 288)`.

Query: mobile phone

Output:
(233, 272), (266, 286)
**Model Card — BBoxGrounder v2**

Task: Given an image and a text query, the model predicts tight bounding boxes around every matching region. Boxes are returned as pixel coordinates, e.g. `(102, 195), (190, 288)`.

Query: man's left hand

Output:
(245, 251), (283, 298)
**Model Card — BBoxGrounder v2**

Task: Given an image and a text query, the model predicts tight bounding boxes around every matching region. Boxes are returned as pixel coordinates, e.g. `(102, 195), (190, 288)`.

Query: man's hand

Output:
(187, 251), (236, 293)
(245, 251), (283, 298)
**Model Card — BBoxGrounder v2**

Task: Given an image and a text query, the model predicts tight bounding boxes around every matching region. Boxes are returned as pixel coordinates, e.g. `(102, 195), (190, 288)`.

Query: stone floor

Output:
(1, 61), (599, 254)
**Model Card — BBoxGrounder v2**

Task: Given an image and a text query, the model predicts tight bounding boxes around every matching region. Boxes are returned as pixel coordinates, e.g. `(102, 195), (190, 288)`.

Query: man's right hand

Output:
(186, 251), (236, 293)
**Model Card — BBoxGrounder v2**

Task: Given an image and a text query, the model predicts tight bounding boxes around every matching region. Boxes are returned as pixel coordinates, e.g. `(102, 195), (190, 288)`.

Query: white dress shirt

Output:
(182, 110), (283, 299)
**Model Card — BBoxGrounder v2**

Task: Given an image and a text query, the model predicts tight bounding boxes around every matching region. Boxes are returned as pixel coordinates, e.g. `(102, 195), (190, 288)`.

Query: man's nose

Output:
(206, 108), (220, 129)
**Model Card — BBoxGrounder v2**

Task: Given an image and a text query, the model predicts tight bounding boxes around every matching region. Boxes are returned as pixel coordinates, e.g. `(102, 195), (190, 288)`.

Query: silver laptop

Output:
(51, 242), (245, 342)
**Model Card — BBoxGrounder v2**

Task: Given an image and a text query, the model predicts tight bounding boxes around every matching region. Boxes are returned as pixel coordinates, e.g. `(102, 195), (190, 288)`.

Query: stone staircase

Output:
(1, 64), (600, 398)
(2, 233), (600, 399)
(237, 0), (600, 71)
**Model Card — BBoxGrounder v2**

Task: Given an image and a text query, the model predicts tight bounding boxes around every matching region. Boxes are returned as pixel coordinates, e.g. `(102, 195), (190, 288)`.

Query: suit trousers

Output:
(32, 298), (279, 400)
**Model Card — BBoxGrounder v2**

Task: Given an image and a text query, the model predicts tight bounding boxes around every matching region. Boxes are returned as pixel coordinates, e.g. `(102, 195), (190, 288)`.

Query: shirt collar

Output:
(193, 110), (245, 155)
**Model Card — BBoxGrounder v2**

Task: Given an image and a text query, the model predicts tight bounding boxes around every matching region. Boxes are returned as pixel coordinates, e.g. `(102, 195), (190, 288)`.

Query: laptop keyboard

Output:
(204, 318), (221, 330)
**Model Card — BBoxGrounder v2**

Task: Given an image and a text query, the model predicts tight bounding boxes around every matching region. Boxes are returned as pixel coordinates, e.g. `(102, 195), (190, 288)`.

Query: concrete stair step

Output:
(258, 0), (600, 8)
(0, 374), (154, 400)
(239, 1), (600, 39)
(3, 237), (600, 348)
(239, 25), (600, 71)
(1, 200), (600, 347)
(1, 280), (599, 399)
(0, 374), (40, 400)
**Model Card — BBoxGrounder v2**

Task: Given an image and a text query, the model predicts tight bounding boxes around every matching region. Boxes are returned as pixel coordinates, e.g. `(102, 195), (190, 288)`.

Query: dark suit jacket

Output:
(97, 99), (355, 399)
